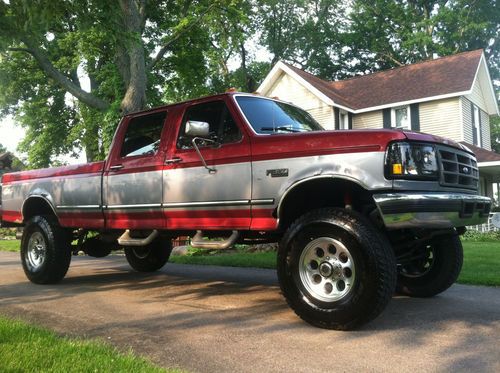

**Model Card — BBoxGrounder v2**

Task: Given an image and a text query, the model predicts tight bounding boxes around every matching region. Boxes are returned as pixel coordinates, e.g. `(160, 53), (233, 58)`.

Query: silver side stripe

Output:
(57, 205), (101, 210)
(57, 199), (275, 211)
(106, 203), (163, 209)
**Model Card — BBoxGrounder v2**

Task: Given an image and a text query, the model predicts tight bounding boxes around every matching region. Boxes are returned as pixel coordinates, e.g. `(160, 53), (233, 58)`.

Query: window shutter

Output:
(478, 107), (483, 147)
(383, 108), (391, 128)
(334, 107), (340, 130)
(348, 113), (353, 130)
(410, 103), (420, 131)
(471, 102), (477, 145)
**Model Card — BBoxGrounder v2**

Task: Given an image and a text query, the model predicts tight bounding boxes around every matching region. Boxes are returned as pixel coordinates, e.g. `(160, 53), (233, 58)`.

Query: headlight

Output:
(385, 142), (438, 180)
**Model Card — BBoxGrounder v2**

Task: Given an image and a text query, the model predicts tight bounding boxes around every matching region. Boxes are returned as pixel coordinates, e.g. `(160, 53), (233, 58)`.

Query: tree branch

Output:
(20, 38), (110, 111)
(147, 3), (216, 70)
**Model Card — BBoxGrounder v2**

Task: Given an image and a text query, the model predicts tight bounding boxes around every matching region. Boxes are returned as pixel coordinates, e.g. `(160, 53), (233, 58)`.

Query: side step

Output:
(191, 230), (239, 250)
(118, 230), (158, 246)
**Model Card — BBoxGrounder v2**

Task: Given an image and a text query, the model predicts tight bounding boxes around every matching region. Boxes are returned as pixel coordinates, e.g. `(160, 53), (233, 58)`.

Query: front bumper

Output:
(373, 193), (491, 230)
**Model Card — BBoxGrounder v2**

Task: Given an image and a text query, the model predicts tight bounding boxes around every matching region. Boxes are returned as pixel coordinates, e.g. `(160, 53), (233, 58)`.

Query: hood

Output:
(402, 131), (472, 154)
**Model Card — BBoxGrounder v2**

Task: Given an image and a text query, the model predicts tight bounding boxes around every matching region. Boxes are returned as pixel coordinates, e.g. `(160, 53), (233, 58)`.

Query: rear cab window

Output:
(121, 112), (167, 158)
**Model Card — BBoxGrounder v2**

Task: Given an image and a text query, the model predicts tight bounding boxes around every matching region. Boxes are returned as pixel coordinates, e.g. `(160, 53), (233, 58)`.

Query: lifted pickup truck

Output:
(0, 93), (491, 330)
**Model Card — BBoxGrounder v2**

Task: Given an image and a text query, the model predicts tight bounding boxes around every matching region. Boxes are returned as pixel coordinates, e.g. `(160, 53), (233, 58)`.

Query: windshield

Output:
(235, 96), (324, 134)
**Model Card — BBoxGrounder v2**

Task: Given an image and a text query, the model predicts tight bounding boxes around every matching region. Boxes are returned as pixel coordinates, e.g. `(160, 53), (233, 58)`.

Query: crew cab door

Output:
(162, 99), (252, 229)
(104, 110), (169, 229)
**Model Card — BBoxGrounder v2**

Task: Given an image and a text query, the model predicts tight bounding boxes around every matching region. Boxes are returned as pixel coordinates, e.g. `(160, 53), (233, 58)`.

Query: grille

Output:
(438, 147), (479, 190)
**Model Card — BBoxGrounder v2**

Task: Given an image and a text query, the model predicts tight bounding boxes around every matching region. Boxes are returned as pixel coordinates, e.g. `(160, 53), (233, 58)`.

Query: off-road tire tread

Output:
(21, 215), (72, 284)
(397, 234), (463, 297)
(278, 208), (397, 330)
(124, 237), (172, 272)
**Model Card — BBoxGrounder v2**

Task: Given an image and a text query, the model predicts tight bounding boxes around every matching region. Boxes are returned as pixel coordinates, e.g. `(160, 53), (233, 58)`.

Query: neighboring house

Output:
(257, 49), (500, 200)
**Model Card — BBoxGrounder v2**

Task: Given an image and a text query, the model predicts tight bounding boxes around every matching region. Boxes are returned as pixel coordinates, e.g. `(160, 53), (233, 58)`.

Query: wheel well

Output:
(22, 197), (57, 222)
(278, 178), (374, 230)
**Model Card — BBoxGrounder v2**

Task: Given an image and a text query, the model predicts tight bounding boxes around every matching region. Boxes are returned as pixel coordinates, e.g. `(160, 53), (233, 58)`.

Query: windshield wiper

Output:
(260, 126), (303, 133)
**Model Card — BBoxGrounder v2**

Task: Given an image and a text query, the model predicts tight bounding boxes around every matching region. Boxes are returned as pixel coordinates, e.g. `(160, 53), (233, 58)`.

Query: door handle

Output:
(109, 164), (124, 171)
(165, 157), (183, 165)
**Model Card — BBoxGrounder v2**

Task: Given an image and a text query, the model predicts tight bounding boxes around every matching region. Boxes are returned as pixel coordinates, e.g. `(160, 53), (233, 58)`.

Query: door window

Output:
(120, 112), (167, 158)
(177, 101), (242, 149)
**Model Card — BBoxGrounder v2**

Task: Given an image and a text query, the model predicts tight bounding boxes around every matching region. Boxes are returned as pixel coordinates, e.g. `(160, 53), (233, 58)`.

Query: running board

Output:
(191, 230), (239, 249)
(118, 230), (158, 246)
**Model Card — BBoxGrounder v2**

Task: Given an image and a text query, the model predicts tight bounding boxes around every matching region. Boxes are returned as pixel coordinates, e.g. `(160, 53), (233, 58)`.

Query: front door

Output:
(104, 110), (169, 229)
(162, 99), (252, 229)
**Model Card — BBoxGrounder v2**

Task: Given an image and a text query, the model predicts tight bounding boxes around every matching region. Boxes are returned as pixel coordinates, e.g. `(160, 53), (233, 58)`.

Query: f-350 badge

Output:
(266, 168), (289, 178)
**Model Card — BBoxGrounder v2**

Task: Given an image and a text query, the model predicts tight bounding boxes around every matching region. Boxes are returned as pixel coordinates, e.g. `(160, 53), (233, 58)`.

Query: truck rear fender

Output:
(276, 175), (374, 230)
(22, 192), (58, 223)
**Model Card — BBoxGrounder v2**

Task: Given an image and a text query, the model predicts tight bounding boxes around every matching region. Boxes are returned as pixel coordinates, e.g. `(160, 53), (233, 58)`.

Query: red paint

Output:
(2, 161), (105, 183)
(58, 212), (105, 229)
(1, 210), (23, 223)
(250, 208), (278, 230)
(165, 209), (251, 230)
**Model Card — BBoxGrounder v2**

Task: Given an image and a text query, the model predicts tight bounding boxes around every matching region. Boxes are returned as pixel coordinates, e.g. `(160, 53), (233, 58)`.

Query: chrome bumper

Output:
(373, 193), (491, 230)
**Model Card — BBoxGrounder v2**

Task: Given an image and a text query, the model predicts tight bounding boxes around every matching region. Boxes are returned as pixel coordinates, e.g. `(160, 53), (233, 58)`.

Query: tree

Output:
(0, 0), (248, 166)
(348, 0), (499, 78)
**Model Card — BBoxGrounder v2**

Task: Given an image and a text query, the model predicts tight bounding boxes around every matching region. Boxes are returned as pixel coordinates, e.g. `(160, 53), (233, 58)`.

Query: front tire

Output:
(397, 234), (463, 297)
(278, 208), (396, 330)
(21, 216), (72, 284)
(124, 237), (172, 272)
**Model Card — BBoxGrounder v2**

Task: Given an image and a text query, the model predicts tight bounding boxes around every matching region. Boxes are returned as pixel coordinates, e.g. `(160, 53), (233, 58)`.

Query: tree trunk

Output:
(119, 0), (147, 115)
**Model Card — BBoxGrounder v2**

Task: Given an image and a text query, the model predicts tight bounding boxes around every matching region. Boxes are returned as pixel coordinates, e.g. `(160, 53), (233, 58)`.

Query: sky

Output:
(0, 116), (25, 153)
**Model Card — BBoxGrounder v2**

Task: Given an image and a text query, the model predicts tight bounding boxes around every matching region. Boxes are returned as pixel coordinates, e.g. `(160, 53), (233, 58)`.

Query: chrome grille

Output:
(438, 147), (479, 190)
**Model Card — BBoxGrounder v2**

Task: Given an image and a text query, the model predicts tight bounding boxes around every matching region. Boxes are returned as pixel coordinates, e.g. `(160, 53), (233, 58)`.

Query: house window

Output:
(391, 106), (410, 129)
(473, 104), (481, 147)
(339, 112), (349, 130)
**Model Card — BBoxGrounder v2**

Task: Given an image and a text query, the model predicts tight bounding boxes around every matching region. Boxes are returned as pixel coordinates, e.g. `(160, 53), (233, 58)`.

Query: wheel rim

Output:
(27, 231), (47, 271)
(132, 247), (150, 259)
(299, 237), (356, 302)
(400, 246), (434, 278)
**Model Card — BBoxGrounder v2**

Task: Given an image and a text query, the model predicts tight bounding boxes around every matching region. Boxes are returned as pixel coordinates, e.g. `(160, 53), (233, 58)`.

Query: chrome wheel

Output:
(299, 237), (356, 302)
(27, 231), (47, 272)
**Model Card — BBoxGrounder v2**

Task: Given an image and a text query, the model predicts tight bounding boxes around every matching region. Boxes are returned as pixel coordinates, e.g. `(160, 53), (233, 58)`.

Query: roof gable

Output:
(258, 50), (498, 115)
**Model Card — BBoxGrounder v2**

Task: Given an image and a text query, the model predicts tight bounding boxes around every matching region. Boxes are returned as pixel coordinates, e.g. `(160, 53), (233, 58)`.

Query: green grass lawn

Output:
(1, 239), (498, 286)
(0, 240), (20, 252)
(0, 316), (177, 372)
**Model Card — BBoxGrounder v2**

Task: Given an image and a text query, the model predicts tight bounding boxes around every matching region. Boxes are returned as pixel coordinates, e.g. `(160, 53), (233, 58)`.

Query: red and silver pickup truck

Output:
(0, 92), (491, 329)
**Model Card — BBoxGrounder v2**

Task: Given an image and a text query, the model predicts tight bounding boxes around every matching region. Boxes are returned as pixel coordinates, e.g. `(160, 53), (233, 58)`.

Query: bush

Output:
(0, 228), (16, 239)
(462, 230), (500, 242)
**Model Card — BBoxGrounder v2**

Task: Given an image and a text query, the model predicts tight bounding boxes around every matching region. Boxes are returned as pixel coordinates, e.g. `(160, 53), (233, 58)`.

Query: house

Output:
(257, 49), (500, 200)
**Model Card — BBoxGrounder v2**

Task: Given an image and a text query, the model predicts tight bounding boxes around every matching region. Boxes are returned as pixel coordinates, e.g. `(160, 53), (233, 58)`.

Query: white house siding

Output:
(481, 109), (491, 150)
(266, 72), (335, 129)
(419, 98), (462, 142)
(352, 111), (383, 129)
(465, 74), (489, 112)
(462, 96), (474, 144)
(462, 96), (491, 150)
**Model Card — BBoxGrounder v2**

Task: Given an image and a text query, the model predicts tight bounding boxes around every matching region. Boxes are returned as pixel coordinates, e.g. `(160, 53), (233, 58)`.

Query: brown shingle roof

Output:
(460, 142), (500, 163)
(284, 49), (483, 110)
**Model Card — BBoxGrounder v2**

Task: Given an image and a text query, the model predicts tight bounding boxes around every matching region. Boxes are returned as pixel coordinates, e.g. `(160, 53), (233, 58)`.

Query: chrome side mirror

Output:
(185, 120), (210, 137)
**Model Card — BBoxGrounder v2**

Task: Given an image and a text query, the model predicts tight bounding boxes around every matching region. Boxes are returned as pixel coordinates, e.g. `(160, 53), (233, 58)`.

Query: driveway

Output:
(0, 251), (499, 372)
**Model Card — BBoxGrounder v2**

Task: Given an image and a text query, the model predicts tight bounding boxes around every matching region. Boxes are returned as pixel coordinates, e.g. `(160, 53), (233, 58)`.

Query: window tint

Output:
(177, 101), (242, 149)
(235, 96), (323, 134)
(121, 112), (167, 157)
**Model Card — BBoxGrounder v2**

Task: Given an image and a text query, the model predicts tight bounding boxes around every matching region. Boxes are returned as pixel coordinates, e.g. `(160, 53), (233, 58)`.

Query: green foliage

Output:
(0, 0), (498, 165)
(0, 316), (175, 372)
(348, 0), (500, 78)
(462, 230), (500, 242)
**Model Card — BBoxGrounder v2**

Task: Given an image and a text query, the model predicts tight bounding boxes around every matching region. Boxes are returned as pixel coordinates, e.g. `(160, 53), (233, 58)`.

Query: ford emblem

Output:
(462, 166), (469, 174)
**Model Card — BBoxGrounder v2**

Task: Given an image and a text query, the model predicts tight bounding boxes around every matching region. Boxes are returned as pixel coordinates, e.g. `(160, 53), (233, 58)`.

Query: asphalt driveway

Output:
(0, 251), (499, 372)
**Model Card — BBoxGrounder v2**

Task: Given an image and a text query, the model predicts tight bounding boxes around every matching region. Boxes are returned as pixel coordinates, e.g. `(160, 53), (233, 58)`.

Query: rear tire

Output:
(124, 237), (172, 272)
(397, 234), (463, 297)
(21, 216), (72, 284)
(278, 208), (396, 330)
